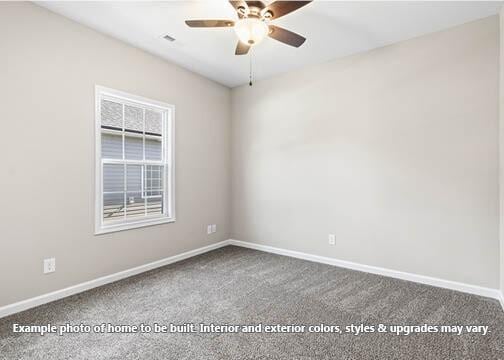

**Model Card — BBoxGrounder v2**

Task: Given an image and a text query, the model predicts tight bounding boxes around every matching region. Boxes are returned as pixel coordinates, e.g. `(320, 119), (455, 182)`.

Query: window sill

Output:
(95, 216), (176, 235)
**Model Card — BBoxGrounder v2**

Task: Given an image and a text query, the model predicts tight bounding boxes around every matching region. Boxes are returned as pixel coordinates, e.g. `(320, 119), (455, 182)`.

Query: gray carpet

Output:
(1, 246), (503, 359)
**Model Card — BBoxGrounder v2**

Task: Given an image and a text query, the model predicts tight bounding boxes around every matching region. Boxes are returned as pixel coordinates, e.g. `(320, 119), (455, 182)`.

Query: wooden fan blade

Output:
(268, 25), (306, 47)
(263, 1), (312, 20)
(235, 41), (250, 55)
(229, 1), (248, 18)
(185, 20), (234, 28)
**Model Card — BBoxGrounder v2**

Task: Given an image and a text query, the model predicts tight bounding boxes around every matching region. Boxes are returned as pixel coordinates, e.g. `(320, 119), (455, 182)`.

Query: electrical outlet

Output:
(328, 234), (336, 246)
(207, 225), (213, 234)
(211, 224), (217, 233)
(43, 258), (56, 274)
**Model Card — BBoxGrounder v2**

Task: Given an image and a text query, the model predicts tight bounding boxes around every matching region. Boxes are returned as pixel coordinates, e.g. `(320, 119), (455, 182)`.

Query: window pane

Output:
(147, 196), (163, 216)
(124, 105), (143, 133)
(101, 133), (123, 159)
(144, 165), (163, 197)
(126, 193), (145, 219)
(125, 134), (143, 160)
(101, 100), (122, 129)
(103, 193), (124, 222)
(126, 165), (142, 192)
(103, 163), (125, 223)
(103, 164), (124, 193)
(145, 109), (162, 135)
(145, 137), (162, 160)
(126, 165), (145, 219)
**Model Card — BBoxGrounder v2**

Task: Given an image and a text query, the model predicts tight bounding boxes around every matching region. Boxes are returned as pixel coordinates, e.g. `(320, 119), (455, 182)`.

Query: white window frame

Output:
(94, 85), (175, 234)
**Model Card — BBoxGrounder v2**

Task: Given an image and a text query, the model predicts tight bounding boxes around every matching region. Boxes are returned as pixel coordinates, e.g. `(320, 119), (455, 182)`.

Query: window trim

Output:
(94, 85), (175, 235)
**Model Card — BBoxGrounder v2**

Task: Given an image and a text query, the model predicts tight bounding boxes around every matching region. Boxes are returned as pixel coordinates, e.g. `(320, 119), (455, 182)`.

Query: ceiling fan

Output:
(185, 1), (312, 55)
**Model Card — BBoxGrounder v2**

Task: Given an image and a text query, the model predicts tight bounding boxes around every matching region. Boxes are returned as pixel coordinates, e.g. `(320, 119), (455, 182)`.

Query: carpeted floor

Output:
(1, 245), (503, 359)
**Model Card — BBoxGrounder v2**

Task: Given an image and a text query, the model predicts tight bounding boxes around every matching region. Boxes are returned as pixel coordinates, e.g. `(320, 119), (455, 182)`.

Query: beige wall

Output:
(231, 16), (500, 288)
(0, 2), (231, 307)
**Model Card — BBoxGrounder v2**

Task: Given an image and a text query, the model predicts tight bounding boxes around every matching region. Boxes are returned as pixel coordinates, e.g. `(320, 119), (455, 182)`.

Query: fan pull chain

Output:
(249, 52), (253, 86)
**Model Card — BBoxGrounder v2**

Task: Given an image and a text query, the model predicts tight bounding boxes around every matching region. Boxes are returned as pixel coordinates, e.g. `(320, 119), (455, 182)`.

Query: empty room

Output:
(1, 1), (504, 359)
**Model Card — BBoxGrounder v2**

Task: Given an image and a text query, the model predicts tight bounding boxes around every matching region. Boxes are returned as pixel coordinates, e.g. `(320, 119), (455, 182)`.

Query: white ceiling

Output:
(38, 1), (502, 88)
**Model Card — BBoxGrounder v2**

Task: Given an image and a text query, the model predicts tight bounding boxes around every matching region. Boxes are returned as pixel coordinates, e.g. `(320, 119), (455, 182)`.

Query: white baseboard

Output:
(1, 238), (502, 318)
(499, 291), (504, 312)
(0, 240), (230, 319)
(228, 239), (503, 304)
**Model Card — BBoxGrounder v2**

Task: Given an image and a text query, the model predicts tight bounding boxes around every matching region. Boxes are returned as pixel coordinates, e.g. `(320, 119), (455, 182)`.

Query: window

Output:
(95, 86), (175, 234)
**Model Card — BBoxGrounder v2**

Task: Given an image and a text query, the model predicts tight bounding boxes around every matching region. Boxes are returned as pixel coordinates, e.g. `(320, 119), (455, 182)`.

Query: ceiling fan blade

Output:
(229, 1), (248, 18)
(263, 1), (312, 20)
(268, 25), (306, 47)
(235, 41), (250, 55)
(185, 20), (235, 28)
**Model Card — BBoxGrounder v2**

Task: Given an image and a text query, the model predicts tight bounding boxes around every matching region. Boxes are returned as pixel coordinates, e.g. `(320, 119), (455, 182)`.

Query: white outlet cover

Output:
(43, 258), (56, 274)
(207, 225), (212, 234)
(328, 234), (336, 245)
(212, 224), (217, 233)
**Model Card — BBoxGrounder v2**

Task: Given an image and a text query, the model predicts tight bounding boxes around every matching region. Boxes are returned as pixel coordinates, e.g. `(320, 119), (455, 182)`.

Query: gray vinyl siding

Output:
(145, 138), (162, 160)
(125, 136), (142, 160)
(101, 133), (122, 159)
(102, 133), (161, 160)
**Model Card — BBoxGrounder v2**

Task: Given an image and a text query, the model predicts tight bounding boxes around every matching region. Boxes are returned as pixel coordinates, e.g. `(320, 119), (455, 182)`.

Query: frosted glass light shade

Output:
(234, 18), (268, 45)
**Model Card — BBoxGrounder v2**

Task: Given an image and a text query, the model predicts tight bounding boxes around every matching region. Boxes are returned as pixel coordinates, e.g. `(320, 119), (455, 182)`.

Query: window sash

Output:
(101, 162), (169, 222)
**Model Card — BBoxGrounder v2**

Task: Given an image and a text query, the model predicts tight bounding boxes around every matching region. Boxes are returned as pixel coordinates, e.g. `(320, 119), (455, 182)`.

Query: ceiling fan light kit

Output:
(234, 17), (269, 45)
